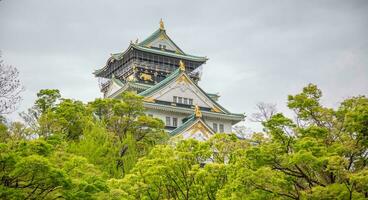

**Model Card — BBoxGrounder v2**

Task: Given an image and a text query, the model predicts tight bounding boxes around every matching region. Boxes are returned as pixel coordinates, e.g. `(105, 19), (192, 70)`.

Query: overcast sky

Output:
(1, 0), (367, 130)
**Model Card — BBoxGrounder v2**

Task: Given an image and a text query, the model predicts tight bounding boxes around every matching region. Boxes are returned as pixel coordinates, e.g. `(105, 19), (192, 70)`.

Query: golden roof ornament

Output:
(159, 18), (165, 30)
(194, 105), (202, 118)
(179, 60), (185, 71)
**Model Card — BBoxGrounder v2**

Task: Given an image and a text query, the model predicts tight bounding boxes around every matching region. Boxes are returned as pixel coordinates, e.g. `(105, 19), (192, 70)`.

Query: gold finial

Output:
(160, 18), (165, 30)
(179, 60), (185, 71)
(194, 105), (202, 118)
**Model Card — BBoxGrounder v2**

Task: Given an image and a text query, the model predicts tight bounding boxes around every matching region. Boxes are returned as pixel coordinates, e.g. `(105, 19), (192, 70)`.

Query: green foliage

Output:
(35, 89), (61, 114)
(0, 116), (8, 142)
(1, 85), (367, 199)
(19, 89), (61, 132)
(38, 99), (92, 140)
(108, 141), (219, 199)
(68, 124), (121, 178)
(88, 92), (168, 175)
(0, 140), (71, 199)
(216, 84), (368, 199)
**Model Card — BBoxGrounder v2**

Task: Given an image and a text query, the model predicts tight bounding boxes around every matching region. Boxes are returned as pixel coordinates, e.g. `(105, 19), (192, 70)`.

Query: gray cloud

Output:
(1, 0), (367, 130)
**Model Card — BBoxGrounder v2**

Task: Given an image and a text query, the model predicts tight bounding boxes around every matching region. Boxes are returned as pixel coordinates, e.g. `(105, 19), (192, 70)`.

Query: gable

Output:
(149, 74), (222, 110)
(172, 119), (214, 142)
(149, 35), (181, 52)
(138, 29), (184, 54)
(105, 80), (123, 98)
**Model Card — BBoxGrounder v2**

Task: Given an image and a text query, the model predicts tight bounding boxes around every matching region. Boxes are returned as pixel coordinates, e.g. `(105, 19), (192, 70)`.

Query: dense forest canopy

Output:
(0, 83), (367, 199)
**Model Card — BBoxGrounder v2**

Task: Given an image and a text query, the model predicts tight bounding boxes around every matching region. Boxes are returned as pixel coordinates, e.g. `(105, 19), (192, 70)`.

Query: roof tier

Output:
(94, 21), (207, 77)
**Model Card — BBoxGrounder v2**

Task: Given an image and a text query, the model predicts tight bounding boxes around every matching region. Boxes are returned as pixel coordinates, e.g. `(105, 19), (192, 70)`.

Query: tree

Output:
(20, 89), (61, 131)
(2, 84), (367, 199)
(218, 84), (368, 199)
(35, 89), (61, 114)
(0, 139), (71, 199)
(250, 102), (277, 123)
(0, 54), (23, 115)
(109, 139), (224, 200)
(39, 98), (91, 140)
(67, 124), (122, 178)
(0, 116), (8, 142)
(0, 129), (110, 199)
(88, 92), (167, 175)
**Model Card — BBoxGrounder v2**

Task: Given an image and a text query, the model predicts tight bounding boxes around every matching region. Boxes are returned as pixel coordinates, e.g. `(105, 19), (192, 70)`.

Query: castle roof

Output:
(94, 21), (208, 77)
(139, 67), (231, 114)
(170, 114), (214, 137)
(138, 27), (185, 54)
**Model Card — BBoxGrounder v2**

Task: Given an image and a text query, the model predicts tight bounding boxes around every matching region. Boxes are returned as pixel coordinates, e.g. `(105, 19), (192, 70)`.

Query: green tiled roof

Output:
(132, 44), (207, 62)
(143, 102), (245, 122)
(111, 74), (124, 87)
(94, 44), (207, 77)
(93, 68), (103, 74)
(111, 53), (123, 60)
(170, 115), (196, 136)
(109, 81), (152, 98)
(138, 29), (185, 55)
(170, 115), (215, 136)
(94, 27), (208, 77)
(139, 68), (234, 114)
(206, 93), (219, 98)
(132, 82), (152, 89)
(139, 68), (181, 96)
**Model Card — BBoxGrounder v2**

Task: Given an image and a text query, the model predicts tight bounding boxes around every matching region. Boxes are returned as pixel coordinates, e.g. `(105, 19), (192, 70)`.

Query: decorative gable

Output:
(149, 36), (180, 52)
(170, 106), (215, 142)
(179, 120), (214, 141)
(140, 65), (227, 113)
(104, 77), (123, 98)
(138, 19), (185, 54)
(151, 74), (216, 109)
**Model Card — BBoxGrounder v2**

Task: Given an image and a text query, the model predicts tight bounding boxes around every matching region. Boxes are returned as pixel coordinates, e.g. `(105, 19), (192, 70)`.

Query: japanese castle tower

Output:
(94, 20), (244, 141)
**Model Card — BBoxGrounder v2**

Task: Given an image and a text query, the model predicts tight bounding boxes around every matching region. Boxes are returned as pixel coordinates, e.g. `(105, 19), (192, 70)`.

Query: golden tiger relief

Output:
(139, 73), (153, 81)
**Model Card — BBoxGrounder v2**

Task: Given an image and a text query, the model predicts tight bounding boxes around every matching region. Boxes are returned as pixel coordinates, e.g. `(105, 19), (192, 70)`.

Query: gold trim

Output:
(159, 34), (166, 40)
(189, 121), (211, 138)
(211, 107), (222, 113)
(144, 97), (155, 103)
(160, 18), (165, 30)
(176, 75), (190, 84)
(179, 60), (185, 71)
(194, 105), (202, 118)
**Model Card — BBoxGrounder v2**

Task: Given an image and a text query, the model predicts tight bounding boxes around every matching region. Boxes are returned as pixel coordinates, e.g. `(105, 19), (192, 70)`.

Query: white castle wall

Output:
(146, 108), (233, 134)
(151, 81), (215, 109)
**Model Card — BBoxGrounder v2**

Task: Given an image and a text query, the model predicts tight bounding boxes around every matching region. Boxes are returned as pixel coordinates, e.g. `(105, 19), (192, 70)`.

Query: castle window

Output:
(163, 45), (166, 49)
(173, 118), (178, 127)
(219, 124), (224, 133)
(166, 117), (171, 126)
(173, 96), (194, 105)
(213, 123), (218, 132)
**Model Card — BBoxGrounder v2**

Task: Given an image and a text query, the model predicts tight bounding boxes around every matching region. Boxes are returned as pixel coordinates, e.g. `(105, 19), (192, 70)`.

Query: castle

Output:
(94, 20), (244, 141)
